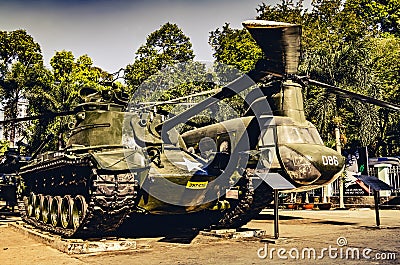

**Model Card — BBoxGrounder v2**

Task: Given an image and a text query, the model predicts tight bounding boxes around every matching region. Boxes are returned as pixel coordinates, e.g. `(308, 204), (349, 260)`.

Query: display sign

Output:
(343, 147), (371, 196)
(355, 175), (393, 191)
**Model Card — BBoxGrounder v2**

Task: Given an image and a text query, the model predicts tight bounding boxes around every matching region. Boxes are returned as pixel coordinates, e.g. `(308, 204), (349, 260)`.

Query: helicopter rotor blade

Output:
(139, 88), (221, 106)
(159, 60), (273, 132)
(308, 79), (400, 112)
(156, 109), (202, 128)
(155, 20), (301, 132)
(242, 20), (301, 75)
(248, 66), (400, 112)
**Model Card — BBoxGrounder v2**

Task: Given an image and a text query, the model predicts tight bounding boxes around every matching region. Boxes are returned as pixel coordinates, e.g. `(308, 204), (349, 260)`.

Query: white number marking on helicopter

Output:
(322, 155), (339, 166)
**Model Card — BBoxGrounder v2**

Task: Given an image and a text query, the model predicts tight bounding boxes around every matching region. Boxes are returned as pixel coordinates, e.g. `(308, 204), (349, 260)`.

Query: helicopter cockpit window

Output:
(278, 126), (323, 145)
(307, 127), (324, 144)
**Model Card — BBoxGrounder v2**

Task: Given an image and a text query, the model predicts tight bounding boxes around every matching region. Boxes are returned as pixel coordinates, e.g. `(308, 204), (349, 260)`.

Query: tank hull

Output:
(18, 147), (141, 238)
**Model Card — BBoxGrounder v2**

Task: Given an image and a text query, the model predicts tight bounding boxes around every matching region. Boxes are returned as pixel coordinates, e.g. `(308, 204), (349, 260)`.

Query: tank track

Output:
(210, 169), (273, 229)
(17, 156), (139, 238)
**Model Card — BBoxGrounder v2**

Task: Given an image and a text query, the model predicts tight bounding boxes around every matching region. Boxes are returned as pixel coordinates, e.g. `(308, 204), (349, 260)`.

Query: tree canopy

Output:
(27, 50), (112, 150)
(0, 29), (114, 152)
(124, 22), (195, 91)
(0, 29), (44, 145)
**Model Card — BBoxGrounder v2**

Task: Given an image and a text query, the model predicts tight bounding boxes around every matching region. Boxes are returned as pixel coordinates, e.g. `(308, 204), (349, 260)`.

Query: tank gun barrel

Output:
(0, 110), (77, 125)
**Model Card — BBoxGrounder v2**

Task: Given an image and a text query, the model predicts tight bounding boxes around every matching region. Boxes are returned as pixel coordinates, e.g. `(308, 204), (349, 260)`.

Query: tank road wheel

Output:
(72, 195), (87, 229)
(34, 194), (44, 220)
(50, 196), (62, 227)
(60, 195), (74, 229)
(41, 196), (52, 224)
(27, 193), (36, 217)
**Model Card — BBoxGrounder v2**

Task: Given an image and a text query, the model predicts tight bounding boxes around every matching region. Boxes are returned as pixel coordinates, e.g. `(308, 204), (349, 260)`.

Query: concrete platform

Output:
(8, 221), (138, 254)
(200, 228), (266, 239)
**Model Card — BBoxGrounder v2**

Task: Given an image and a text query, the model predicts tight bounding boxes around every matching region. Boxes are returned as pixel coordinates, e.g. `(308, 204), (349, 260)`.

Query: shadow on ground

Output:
(116, 211), (224, 244)
(311, 220), (357, 225)
(252, 213), (304, 221)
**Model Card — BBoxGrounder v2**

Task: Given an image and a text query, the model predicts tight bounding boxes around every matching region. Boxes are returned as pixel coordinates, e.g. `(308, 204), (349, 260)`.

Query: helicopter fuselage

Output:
(181, 79), (345, 192)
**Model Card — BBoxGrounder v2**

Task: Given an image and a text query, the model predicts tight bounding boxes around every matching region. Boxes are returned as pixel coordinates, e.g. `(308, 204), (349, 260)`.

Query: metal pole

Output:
(373, 189), (380, 227)
(335, 127), (345, 209)
(274, 189), (279, 239)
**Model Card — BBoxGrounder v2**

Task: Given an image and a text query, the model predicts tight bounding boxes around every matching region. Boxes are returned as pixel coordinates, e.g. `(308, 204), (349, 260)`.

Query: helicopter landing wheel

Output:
(41, 195), (52, 224)
(60, 195), (74, 229)
(50, 196), (62, 227)
(34, 194), (43, 221)
(72, 195), (87, 229)
(27, 193), (36, 217)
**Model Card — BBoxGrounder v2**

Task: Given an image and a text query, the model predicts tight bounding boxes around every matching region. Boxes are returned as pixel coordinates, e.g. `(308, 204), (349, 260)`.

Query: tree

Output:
(209, 23), (262, 73)
(300, 0), (400, 154)
(344, 0), (400, 37)
(124, 22), (195, 91)
(367, 35), (400, 155)
(256, 0), (305, 24)
(0, 30), (44, 145)
(0, 30), (42, 78)
(27, 51), (111, 150)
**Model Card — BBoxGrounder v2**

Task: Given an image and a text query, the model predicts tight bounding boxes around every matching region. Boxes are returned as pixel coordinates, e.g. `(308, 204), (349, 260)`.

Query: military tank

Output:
(0, 143), (32, 211)
(14, 90), (145, 237)
(7, 87), (249, 238)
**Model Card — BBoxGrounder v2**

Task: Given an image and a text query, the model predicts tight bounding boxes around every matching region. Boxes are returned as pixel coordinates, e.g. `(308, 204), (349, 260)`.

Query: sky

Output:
(0, 0), (312, 73)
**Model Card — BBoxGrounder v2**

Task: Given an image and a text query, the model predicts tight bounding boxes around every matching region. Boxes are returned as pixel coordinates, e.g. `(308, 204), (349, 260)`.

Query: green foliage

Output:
(0, 29), (44, 143)
(368, 36), (400, 155)
(124, 22), (195, 91)
(300, 0), (400, 154)
(0, 30), (43, 77)
(27, 51), (111, 150)
(344, 0), (400, 37)
(256, 0), (305, 24)
(0, 139), (10, 155)
(209, 23), (263, 72)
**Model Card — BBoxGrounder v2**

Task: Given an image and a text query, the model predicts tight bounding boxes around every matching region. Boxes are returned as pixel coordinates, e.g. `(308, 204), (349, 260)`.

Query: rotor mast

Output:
(243, 20), (306, 124)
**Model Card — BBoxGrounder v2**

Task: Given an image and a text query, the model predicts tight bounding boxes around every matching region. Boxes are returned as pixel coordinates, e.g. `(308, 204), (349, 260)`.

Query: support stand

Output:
(353, 174), (392, 227)
(274, 189), (279, 239)
(255, 172), (295, 244)
(373, 189), (380, 227)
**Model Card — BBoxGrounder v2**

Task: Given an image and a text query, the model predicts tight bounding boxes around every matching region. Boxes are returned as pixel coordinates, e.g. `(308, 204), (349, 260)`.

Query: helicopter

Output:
(1, 20), (399, 237)
(156, 20), (400, 228)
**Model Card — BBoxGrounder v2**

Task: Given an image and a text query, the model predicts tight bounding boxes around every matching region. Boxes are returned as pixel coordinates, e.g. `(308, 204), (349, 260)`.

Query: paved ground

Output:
(0, 208), (399, 265)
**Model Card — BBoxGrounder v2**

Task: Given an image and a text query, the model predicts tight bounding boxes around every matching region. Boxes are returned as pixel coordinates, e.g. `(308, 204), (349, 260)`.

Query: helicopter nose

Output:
(279, 144), (345, 186)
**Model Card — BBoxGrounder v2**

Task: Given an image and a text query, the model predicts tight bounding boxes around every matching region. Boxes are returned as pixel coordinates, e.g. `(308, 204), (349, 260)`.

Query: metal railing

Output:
(368, 165), (400, 196)
(328, 164), (400, 197)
